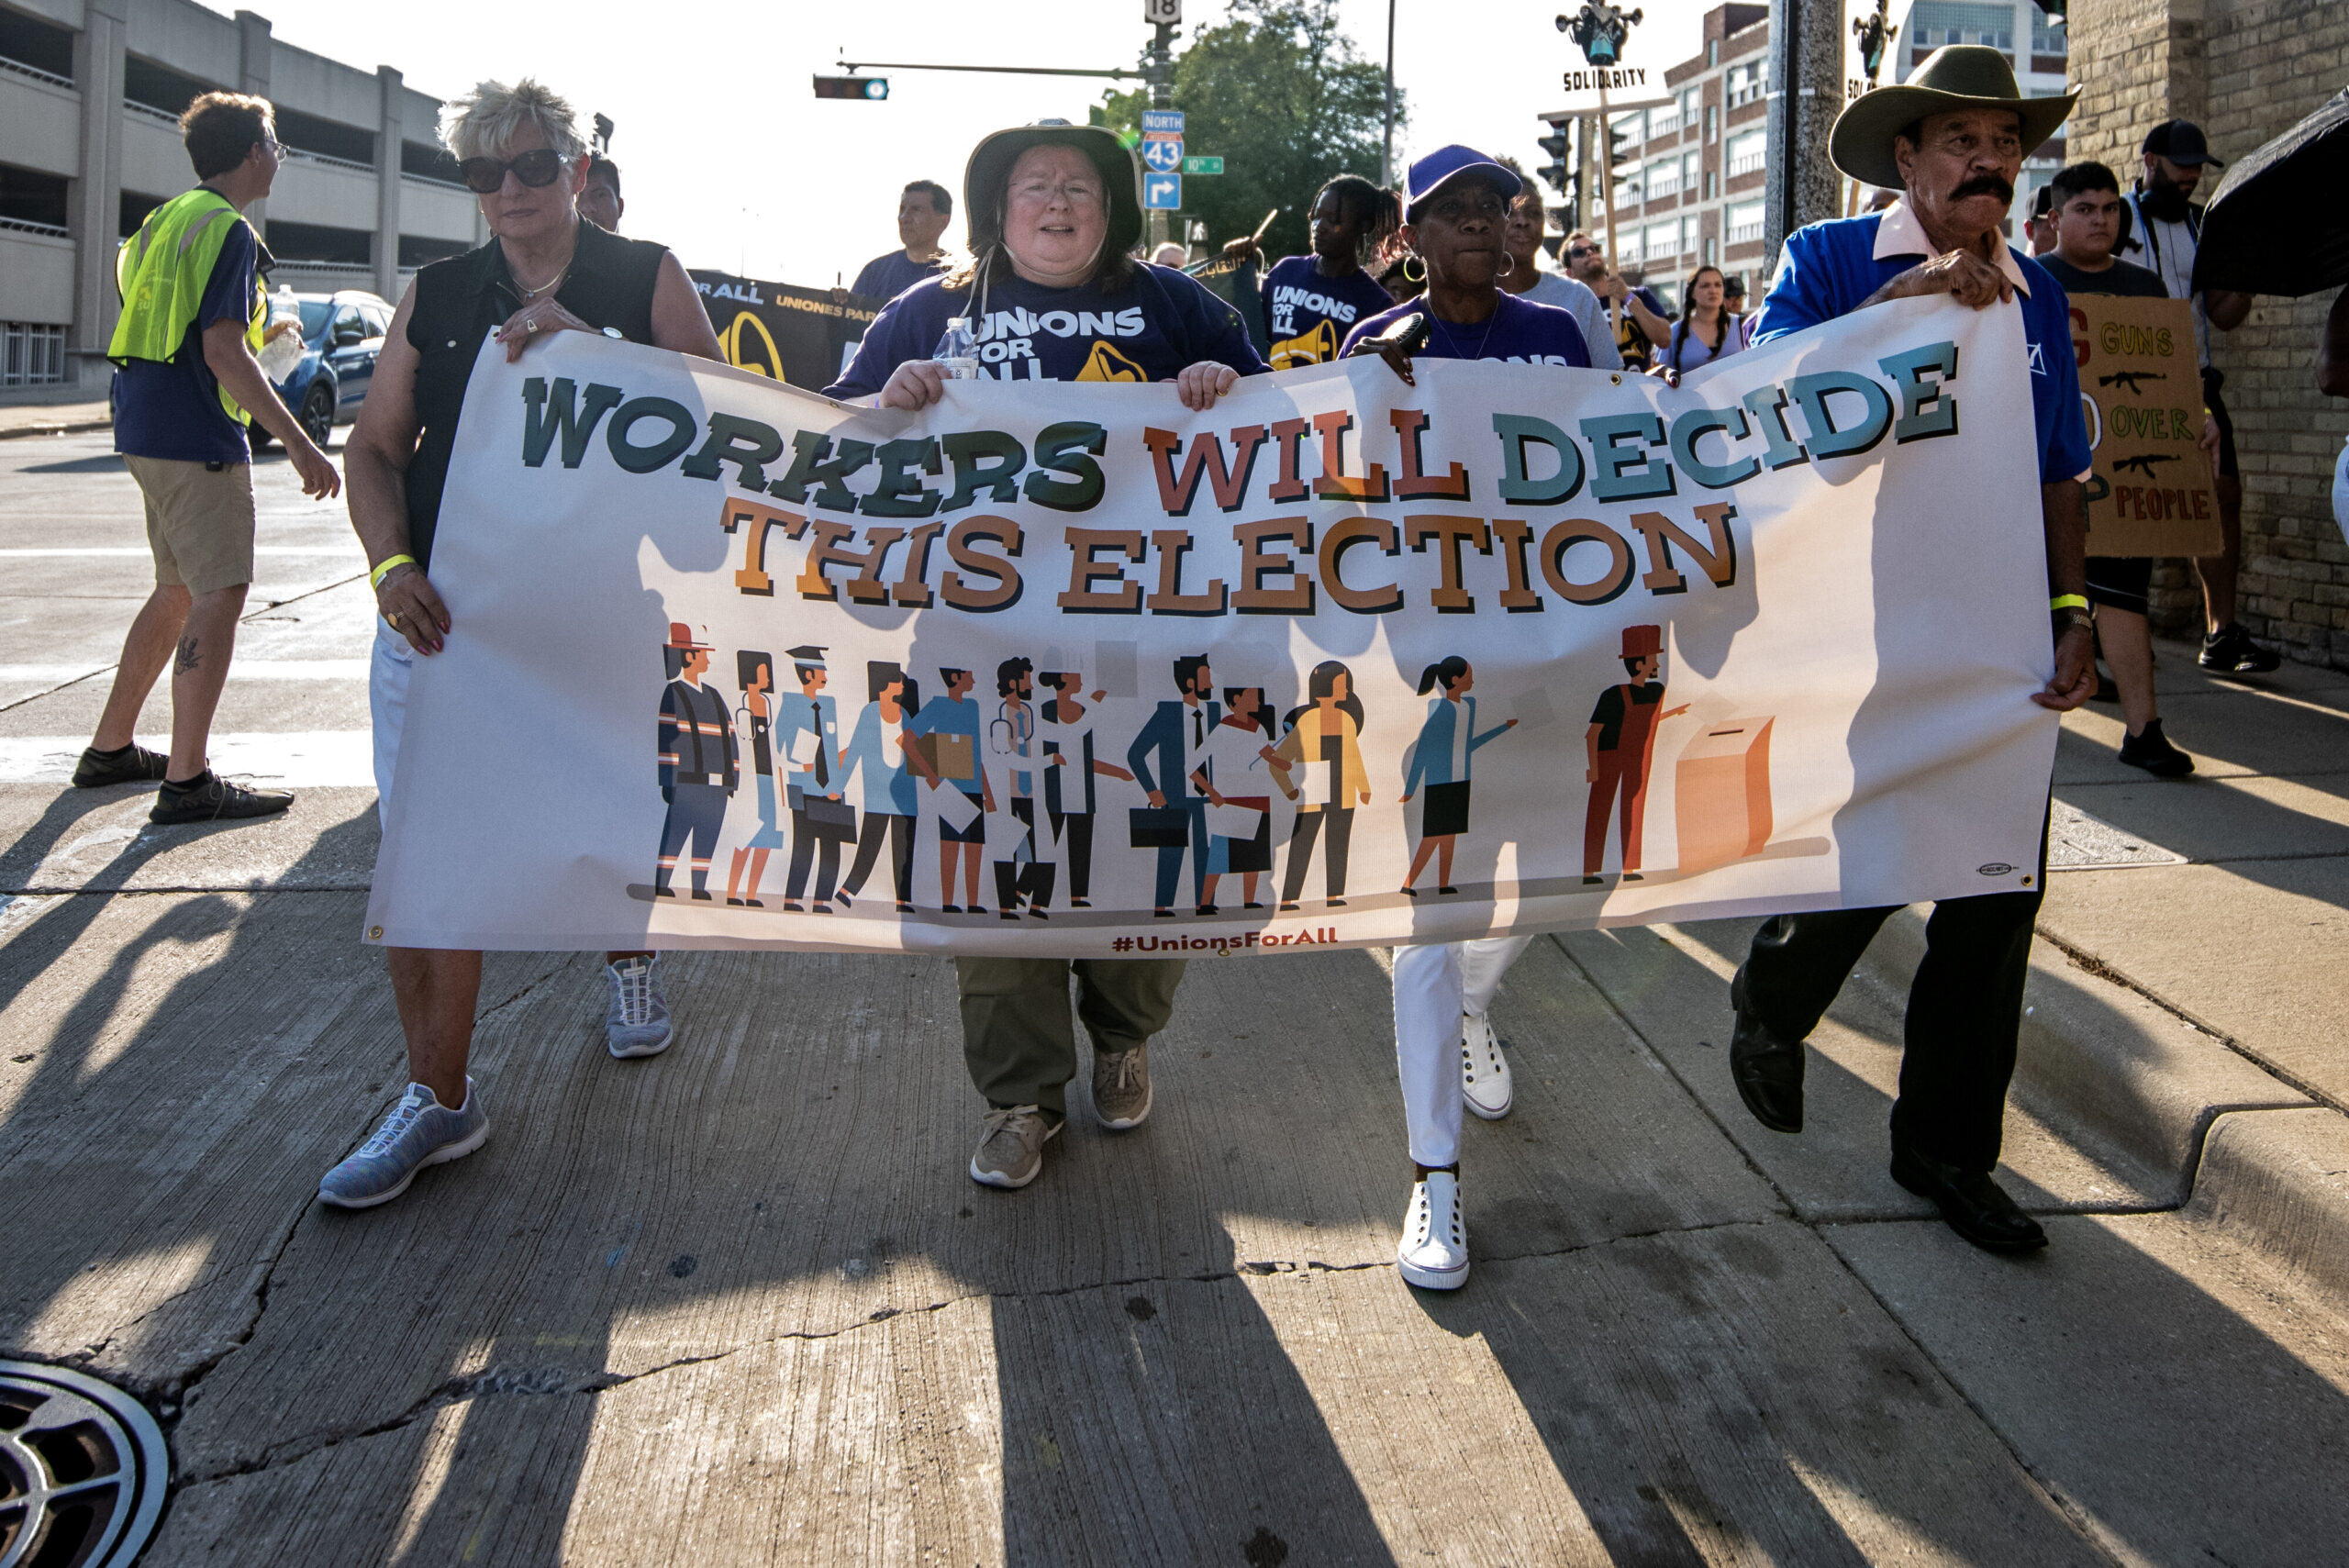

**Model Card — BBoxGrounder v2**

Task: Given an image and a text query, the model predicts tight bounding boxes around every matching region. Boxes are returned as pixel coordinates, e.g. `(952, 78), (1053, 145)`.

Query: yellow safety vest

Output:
(109, 188), (267, 425)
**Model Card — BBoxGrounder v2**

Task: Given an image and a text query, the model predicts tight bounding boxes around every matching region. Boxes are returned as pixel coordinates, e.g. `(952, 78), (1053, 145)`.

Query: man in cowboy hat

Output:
(1722, 45), (2095, 1256)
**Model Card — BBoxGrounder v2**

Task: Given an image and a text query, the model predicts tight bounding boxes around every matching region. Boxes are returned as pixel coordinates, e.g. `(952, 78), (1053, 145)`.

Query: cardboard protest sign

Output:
(691, 272), (881, 391)
(367, 296), (2058, 956)
(2072, 293), (2223, 559)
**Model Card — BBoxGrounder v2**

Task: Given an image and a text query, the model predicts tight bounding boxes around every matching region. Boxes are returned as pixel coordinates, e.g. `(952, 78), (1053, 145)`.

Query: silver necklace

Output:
(1429, 296), (1501, 361)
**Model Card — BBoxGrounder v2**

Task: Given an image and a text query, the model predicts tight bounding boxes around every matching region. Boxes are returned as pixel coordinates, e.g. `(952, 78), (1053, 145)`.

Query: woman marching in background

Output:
(1653, 264), (1745, 379)
(1344, 144), (1595, 1291)
(1224, 174), (1401, 370)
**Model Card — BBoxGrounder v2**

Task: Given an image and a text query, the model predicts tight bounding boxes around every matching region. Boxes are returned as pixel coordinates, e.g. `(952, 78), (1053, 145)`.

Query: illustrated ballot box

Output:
(1675, 717), (1775, 875)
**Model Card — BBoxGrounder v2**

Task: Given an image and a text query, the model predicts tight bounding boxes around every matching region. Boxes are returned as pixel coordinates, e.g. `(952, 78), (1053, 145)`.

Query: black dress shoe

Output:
(1889, 1144), (2048, 1253)
(1727, 968), (1805, 1134)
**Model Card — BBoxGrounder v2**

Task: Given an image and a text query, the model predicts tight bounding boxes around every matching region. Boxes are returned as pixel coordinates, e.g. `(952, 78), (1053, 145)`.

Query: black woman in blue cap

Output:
(1339, 144), (1593, 1295)
(1341, 145), (1594, 380)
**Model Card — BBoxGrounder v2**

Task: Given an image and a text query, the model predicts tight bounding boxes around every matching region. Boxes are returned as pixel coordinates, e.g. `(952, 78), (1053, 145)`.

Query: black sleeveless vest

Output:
(401, 218), (667, 567)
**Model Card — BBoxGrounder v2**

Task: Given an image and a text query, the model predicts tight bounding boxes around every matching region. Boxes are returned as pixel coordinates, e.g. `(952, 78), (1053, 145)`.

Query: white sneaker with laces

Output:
(1397, 1169), (1469, 1290)
(605, 953), (674, 1059)
(1461, 1010), (1513, 1120)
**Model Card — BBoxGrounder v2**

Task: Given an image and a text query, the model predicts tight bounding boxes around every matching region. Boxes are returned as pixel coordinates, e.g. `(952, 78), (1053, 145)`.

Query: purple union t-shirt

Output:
(1340, 289), (1591, 368)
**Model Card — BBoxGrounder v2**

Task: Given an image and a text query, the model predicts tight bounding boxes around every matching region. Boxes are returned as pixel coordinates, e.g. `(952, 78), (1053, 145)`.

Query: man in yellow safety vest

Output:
(79, 91), (340, 824)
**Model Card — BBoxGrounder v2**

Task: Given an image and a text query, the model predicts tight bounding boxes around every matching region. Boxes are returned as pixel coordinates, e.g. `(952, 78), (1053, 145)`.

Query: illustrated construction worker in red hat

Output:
(1584, 625), (1688, 884)
(655, 621), (737, 900)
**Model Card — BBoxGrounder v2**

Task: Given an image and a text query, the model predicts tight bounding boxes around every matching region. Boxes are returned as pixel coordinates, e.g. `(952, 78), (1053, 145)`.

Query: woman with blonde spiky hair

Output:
(322, 76), (726, 1213)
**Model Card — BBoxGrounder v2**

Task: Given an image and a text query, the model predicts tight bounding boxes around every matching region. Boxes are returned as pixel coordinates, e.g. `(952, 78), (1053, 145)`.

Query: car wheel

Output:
(300, 382), (335, 447)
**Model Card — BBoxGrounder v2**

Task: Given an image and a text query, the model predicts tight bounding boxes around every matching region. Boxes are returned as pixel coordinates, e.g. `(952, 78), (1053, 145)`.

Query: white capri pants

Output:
(1392, 935), (1534, 1168)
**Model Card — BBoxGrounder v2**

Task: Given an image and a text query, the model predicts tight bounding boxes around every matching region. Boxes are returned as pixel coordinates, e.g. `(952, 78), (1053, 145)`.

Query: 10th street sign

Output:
(1181, 155), (1223, 174)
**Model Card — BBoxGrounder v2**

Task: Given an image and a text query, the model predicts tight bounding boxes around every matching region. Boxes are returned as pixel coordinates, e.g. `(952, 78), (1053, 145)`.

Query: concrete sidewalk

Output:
(0, 394), (111, 440)
(3, 431), (2346, 1566)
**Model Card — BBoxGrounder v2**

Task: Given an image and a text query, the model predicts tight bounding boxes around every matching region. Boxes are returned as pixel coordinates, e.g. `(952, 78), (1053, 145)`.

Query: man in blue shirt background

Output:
(1724, 46), (2096, 1258)
(851, 180), (954, 303)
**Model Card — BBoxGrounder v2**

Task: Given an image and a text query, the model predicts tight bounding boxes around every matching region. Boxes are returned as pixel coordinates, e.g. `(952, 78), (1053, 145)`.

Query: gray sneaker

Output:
(1092, 1043), (1152, 1129)
(317, 1078), (489, 1209)
(604, 953), (674, 1059)
(969, 1105), (1061, 1189)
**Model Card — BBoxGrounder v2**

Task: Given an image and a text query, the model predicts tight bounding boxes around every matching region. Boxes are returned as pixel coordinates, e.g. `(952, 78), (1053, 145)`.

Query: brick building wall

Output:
(2072, 0), (2349, 662)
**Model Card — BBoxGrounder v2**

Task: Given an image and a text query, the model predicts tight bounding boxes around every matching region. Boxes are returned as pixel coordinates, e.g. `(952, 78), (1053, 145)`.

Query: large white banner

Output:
(367, 295), (2055, 956)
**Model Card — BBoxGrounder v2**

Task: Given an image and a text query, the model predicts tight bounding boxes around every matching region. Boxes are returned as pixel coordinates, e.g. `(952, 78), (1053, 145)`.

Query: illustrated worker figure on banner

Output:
(654, 622), (737, 901)
(775, 644), (846, 913)
(1583, 625), (1688, 884)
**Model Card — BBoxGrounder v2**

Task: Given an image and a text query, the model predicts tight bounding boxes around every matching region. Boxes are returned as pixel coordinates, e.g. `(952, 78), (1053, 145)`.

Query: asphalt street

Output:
(2, 428), (2346, 1566)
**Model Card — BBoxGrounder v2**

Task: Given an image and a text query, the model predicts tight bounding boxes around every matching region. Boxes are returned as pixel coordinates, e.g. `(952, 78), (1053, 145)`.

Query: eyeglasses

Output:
(1566, 245), (1601, 260)
(1008, 179), (1105, 208)
(458, 150), (568, 194)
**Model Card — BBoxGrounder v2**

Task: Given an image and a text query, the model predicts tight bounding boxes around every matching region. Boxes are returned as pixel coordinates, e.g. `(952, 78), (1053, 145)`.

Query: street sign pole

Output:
(1145, 6), (1178, 247)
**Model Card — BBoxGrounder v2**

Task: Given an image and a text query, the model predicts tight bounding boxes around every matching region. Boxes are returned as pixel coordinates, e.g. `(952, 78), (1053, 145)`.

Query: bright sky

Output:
(245, 0), (1708, 284)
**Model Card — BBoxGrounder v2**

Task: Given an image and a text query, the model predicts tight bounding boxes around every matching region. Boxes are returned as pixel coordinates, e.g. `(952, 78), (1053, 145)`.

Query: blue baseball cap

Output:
(1404, 145), (1522, 219)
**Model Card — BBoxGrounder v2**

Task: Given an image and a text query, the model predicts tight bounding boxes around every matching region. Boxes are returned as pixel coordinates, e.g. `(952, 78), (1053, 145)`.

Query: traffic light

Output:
(1535, 126), (1573, 194)
(1608, 116), (1637, 171)
(813, 75), (889, 101)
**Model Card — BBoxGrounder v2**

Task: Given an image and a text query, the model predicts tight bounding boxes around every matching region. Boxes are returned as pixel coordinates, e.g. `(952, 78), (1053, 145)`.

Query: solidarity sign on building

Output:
(367, 297), (2057, 956)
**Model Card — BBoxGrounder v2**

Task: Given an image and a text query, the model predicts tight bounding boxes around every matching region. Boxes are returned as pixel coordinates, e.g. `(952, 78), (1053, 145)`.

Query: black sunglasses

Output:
(1566, 244), (1601, 260)
(458, 150), (567, 194)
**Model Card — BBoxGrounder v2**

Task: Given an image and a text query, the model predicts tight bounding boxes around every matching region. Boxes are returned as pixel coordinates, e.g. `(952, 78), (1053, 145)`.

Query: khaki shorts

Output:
(120, 454), (256, 595)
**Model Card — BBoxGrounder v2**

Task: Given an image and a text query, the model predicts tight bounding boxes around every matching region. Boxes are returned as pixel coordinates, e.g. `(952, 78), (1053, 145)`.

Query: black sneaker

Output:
(2199, 622), (2281, 674)
(2118, 718), (2195, 777)
(72, 743), (171, 789)
(148, 771), (294, 825)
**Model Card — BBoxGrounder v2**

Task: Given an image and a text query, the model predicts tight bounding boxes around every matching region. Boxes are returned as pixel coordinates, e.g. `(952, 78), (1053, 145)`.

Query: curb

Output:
(2188, 1107), (2349, 1316)
(0, 419), (111, 440)
(1859, 906), (2349, 1302)
(1859, 907), (2314, 1203)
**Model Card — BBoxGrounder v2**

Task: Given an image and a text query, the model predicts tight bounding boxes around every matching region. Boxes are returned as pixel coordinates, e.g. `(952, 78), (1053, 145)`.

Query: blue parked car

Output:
(255, 289), (394, 449)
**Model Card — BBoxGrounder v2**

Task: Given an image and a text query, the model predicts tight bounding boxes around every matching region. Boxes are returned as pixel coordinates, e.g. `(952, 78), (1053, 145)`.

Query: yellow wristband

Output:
(370, 554), (417, 590)
(2049, 594), (2088, 612)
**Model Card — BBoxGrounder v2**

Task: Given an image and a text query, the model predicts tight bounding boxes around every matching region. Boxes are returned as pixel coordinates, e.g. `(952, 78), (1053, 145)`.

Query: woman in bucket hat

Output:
(825, 123), (1268, 1195)
(826, 122), (1265, 409)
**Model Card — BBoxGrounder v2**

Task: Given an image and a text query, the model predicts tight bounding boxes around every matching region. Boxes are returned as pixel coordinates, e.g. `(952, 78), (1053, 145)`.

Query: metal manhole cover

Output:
(2047, 799), (2188, 872)
(0, 1361), (168, 1568)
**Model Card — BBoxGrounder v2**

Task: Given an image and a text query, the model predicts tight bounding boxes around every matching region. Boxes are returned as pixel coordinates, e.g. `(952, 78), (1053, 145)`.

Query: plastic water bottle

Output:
(931, 317), (979, 380)
(256, 284), (306, 382)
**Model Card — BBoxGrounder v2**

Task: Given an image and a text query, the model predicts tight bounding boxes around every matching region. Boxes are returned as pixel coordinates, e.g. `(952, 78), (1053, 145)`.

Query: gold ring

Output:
(386, 609), (401, 625)
(526, 316), (540, 333)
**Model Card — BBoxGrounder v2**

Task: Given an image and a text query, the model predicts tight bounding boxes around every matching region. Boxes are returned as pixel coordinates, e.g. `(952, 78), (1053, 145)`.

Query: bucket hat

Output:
(963, 122), (1142, 258)
(1828, 45), (2076, 191)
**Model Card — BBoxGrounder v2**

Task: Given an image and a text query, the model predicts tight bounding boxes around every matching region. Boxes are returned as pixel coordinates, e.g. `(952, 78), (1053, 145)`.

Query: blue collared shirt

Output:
(1752, 202), (2091, 486)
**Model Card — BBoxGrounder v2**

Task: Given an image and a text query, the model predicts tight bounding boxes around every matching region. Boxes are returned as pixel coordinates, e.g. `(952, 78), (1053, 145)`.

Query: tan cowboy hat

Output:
(1829, 45), (2077, 192)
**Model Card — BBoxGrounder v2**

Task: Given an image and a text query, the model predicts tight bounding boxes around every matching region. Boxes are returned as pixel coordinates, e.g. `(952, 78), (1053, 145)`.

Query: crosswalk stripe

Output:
(0, 731), (375, 786)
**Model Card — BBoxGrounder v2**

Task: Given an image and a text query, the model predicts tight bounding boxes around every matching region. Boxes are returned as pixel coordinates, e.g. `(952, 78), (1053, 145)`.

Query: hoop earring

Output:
(1402, 253), (1427, 284)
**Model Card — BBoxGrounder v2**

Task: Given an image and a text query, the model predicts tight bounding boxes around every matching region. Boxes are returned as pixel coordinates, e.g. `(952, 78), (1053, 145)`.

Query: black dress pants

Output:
(1737, 800), (2050, 1174)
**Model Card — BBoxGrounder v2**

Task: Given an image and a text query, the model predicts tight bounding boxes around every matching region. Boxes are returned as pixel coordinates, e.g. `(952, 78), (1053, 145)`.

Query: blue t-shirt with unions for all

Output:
(1260, 255), (1397, 369)
(1752, 208), (2092, 486)
(1340, 289), (1593, 368)
(851, 250), (948, 304)
(824, 262), (1269, 398)
(113, 218), (260, 464)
